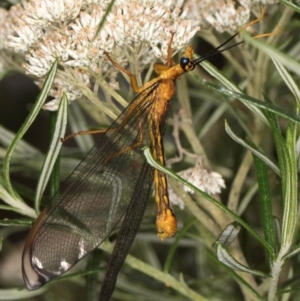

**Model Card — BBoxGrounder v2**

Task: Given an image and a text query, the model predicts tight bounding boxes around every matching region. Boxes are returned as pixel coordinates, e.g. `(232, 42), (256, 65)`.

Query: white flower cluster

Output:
(3, 0), (200, 109)
(169, 160), (226, 209)
(202, 2), (250, 33)
(0, 3), (26, 71)
(0, 5), (22, 50)
(184, 0), (276, 33)
(1, 0), (277, 109)
(240, 0), (277, 5)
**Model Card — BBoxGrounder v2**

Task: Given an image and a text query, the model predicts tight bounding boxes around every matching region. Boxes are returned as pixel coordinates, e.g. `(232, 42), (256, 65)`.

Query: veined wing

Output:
(99, 160), (152, 300)
(22, 82), (160, 290)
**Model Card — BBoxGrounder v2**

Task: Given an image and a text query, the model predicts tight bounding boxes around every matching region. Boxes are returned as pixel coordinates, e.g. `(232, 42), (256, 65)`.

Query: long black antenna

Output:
(193, 31), (243, 65)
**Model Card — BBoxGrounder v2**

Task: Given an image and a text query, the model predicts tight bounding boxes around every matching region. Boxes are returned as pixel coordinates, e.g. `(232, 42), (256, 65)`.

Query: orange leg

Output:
(153, 32), (175, 74)
(61, 128), (113, 143)
(104, 52), (142, 93)
(166, 32), (175, 68)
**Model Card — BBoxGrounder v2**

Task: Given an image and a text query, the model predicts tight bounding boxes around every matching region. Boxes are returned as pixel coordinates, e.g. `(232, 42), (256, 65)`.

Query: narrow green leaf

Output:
(34, 94), (68, 212)
(0, 218), (32, 227)
(261, 95), (282, 133)
(3, 60), (58, 198)
(278, 0), (300, 14)
(0, 183), (36, 218)
(283, 245), (300, 261)
(208, 251), (266, 301)
(281, 123), (298, 247)
(216, 244), (270, 278)
(194, 60), (267, 123)
(48, 103), (65, 197)
(95, 0), (116, 37)
(242, 32), (300, 76)
(225, 121), (280, 175)
(270, 55), (300, 108)
(0, 205), (19, 211)
(266, 48), (300, 249)
(263, 104), (289, 200)
(252, 143), (277, 261)
(274, 217), (282, 247)
(200, 79), (300, 125)
(276, 288), (300, 298)
(216, 222), (241, 247)
(0, 125), (41, 157)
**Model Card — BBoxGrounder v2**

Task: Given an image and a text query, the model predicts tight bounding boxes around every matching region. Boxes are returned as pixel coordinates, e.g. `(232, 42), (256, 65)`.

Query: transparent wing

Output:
(99, 160), (153, 300)
(22, 83), (160, 290)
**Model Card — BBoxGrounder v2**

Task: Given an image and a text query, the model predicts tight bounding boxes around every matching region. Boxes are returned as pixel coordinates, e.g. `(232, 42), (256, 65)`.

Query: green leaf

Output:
(251, 142), (277, 261)
(270, 55), (300, 108)
(0, 183), (36, 218)
(261, 95), (282, 134)
(194, 59), (267, 122)
(208, 251), (266, 301)
(0, 125), (41, 157)
(242, 31), (300, 76)
(3, 60), (58, 198)
(200, 79), (300, 125)
(0, 218), (32, 227)
(216, 243), (270, 278)
(216, 222), (241, 247)
(266, 56), (299, 249)
(225, 121), (280, 175)
(283, 245), (300, 261)
(281, 123), (298, 247)
(278, 0), (300, 14)
(34, 93), (68, 212)
(95, 0), (117, 37)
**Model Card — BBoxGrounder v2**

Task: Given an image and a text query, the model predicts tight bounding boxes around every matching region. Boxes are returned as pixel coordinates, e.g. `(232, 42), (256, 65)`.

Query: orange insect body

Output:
(103, 43), (196, 239)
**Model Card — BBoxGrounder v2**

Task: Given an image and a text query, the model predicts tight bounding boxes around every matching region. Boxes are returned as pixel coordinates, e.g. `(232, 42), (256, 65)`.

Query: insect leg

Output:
(104, 52), (141, 93)
(153, 33), (175, 74)
(166, 32), (175, 67)
(62, 128), (114, 142)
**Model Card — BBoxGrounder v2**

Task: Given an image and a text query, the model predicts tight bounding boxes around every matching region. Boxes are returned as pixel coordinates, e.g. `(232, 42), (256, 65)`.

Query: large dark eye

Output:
(180, 57), (190, 69)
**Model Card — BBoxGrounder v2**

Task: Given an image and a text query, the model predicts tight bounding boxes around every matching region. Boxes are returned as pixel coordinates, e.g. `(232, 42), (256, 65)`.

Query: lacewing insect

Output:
(22, 17), (267, 301)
